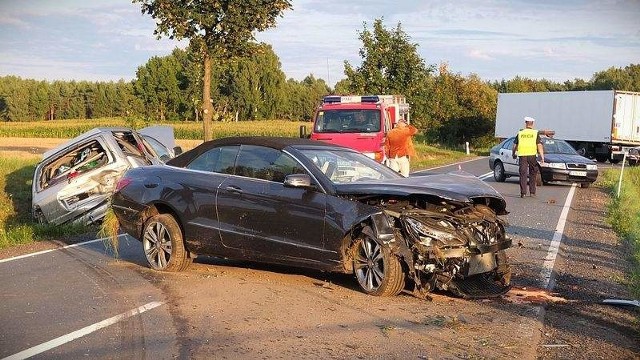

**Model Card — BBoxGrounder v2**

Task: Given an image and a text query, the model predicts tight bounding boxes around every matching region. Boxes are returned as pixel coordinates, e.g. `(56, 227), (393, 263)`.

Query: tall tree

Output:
(220, 44), (287, 120)
(343, 18), (435, 128)
(133, 55), (183, 121)
(591, 64), (640, 92)
(134, 0), (292, 140)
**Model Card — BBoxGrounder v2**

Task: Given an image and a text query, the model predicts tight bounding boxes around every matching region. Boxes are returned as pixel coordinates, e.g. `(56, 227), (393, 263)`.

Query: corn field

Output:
(0, 118), (309, 140)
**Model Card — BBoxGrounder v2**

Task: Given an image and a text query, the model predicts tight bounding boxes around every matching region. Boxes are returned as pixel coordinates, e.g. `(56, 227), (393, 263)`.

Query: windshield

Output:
(542, 138), (579, 155)
(313, 109), (381, 133)
(298, 148), (402, 184)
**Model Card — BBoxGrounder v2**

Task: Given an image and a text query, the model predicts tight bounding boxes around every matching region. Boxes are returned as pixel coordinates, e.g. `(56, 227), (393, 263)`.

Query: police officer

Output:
(512, 116), (545, 198)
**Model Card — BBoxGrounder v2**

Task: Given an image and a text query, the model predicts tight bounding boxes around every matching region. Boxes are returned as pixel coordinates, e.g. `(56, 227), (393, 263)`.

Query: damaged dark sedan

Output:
(111, 137), (512, 298)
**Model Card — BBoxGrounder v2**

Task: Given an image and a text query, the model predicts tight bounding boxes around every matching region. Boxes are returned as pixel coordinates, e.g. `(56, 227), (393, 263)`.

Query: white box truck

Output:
(495, 90), (640, 163)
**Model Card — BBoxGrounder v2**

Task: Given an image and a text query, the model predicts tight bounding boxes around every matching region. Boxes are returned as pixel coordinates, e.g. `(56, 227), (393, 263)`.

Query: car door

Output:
(178, 145), (239, 255)
(216, 145), (328, 263)
(499, 137), (519, 175)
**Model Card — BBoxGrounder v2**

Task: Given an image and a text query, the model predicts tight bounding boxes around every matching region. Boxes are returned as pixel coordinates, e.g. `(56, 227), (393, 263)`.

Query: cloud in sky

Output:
(0, 0), (638, 85)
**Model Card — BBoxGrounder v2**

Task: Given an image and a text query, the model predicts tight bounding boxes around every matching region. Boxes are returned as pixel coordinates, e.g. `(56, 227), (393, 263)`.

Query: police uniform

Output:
(513, 120), (543, 197)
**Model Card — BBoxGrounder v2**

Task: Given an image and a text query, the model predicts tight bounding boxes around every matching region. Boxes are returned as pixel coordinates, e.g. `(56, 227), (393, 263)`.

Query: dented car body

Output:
(32, 126), (180, 225)
(111, 137), (512, 298)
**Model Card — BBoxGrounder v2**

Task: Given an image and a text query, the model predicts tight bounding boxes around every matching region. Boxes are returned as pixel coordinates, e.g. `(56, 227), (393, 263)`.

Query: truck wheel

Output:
(493, 161), (506, 182)
(610, 159), (620, 164)
(595, 155), (608, 163)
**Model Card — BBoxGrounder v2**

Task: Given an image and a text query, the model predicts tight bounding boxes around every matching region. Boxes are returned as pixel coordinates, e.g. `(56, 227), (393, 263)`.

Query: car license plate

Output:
(569, 171), (587, 176)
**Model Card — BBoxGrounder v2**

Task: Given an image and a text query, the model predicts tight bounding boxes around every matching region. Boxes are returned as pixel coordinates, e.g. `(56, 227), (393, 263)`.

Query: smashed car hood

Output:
(335, 170), (507, 214)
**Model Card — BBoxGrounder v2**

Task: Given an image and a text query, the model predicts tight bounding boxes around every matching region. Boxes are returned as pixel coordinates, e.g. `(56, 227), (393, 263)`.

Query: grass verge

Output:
(597, 165), (640, 298)
(0, 151), (91, 249)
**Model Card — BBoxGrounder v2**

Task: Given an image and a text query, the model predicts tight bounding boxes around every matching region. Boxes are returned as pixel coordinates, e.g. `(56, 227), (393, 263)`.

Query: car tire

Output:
(353, 227), (405, 296)
(493, 161), (506, 182)
(142, 213), (191, 272)
(580, 182), (591, 188)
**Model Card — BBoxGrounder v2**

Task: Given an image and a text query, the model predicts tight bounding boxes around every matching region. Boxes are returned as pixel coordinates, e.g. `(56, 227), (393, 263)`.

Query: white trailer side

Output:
(495, 90), (616, 141)
(495, 90), (640, 163)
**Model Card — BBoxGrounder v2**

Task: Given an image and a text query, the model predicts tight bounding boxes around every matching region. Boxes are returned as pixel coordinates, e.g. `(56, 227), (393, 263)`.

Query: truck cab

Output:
(307, 95), (410, 163)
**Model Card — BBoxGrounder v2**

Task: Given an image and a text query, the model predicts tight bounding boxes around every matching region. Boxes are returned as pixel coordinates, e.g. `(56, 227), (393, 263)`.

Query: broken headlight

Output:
(404, 217), (460, 247)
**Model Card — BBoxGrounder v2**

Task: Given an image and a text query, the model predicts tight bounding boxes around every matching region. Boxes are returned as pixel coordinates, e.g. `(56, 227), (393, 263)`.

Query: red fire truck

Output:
(306, 95), (410, 163)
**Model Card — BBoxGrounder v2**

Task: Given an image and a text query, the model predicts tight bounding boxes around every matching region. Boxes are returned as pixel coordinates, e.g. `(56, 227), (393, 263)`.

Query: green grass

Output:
(0, 153), (91, 249)
(412, 139), (479, 170)
(597, 165), (640, 298)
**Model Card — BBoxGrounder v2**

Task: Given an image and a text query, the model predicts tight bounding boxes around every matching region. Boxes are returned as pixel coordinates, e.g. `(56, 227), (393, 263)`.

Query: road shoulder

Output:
(537, 185), (639, 359)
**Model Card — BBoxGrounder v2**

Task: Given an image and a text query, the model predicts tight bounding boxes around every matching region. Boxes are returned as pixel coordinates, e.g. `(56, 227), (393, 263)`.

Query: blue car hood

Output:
(335, 170), (507, 214)
(545, 153), (595, 164)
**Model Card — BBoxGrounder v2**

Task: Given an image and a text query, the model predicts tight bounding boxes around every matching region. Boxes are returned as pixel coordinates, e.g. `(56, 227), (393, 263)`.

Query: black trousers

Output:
(518, 155), (538, 195)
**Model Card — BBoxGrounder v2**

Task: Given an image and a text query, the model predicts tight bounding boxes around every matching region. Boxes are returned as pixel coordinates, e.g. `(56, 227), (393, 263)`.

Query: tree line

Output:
(1, 18), (639, 147)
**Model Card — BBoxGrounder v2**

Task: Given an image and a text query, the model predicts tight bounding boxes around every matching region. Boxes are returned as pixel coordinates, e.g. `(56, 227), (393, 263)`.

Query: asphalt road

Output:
(0, 157), (621, 359)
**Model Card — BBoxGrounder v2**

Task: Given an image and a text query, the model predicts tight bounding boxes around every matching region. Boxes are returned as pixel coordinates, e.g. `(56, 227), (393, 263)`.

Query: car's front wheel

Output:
(493, 161), (506, 182)
(142, 214), (191, 272)
(353, 228), (405, 296)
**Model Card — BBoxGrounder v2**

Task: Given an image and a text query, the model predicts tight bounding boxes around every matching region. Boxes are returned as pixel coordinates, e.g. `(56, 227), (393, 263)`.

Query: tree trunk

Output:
(202, 52), (212, 141)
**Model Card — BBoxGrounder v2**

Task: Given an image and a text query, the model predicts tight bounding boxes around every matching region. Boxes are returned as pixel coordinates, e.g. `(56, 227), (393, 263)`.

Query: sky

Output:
(1, 0), (639, 87)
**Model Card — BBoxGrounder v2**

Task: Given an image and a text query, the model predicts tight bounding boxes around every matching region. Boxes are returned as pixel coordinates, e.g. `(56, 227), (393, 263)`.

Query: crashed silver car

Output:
(32, 126), (181, 225)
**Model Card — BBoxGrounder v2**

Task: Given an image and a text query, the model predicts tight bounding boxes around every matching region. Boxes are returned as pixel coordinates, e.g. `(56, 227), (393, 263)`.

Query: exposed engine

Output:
(360, 195), (512, 299)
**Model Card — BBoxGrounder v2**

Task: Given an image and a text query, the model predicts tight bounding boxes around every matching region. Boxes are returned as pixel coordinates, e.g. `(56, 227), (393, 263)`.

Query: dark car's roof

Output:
(168, 136), (350, 167)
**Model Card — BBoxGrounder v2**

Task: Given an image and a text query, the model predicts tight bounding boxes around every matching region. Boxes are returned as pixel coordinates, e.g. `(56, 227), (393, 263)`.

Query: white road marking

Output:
(0, 235), (126, 264)
(424, 156), (488, 171)
(477, 172), (493, 180)
(2, 301), (165, 360)
(540, 183), (577, 289)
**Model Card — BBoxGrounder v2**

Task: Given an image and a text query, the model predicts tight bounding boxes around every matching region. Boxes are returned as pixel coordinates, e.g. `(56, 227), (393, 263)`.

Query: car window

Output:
(112, 131), (145, 158)
(235, 145), (306, 182)
(142, 135), (171, 162)
(299, 148), (401, 184)
(314, 109), (381, 133)
(502, 138), (515, 150)
(186, 146), (239, 174)
(37, 139), (111, 191)
(542, 139), (577, 155)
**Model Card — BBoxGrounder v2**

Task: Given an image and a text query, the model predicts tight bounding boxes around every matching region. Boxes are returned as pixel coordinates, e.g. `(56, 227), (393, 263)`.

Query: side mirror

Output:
(284, 174), (313, 189)
(174, 146), (183, 156)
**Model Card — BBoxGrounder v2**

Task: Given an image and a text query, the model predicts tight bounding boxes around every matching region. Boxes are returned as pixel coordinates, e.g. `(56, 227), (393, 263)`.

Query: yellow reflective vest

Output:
(517, 128), (538, 156)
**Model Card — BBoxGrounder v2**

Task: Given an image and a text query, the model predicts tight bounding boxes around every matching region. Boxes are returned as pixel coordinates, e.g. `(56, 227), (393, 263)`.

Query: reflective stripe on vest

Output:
(517, 128), (538, 156)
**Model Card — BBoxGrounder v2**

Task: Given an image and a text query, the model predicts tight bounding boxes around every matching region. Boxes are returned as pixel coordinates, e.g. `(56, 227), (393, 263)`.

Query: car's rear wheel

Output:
(142, 214), (191, 272)
(353, 228), (405, 296)
(493, 161), (506, 182)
